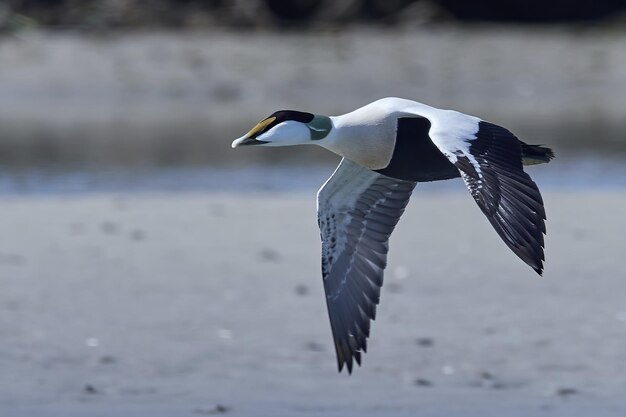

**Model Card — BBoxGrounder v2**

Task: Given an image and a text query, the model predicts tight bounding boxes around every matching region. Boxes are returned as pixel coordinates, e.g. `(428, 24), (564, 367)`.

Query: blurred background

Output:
(2, 2), (626, 417)
(0, 0), (625, 192)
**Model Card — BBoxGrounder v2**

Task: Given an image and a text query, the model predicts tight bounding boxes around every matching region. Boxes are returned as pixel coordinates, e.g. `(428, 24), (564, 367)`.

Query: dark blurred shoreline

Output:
(0, 155), (624, 197)
(3, 0), (626, 30)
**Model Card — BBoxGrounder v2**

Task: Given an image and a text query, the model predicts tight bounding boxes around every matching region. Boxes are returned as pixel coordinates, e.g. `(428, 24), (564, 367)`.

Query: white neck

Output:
(316, 104), (399, 170)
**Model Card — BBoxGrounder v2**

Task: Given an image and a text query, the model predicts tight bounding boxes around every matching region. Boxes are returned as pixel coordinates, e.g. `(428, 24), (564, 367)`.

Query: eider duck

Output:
(232, 97), (554, 373)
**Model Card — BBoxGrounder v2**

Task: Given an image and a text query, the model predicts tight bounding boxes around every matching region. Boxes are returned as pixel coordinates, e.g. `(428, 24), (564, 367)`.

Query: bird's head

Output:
(231, 110), (332, 148)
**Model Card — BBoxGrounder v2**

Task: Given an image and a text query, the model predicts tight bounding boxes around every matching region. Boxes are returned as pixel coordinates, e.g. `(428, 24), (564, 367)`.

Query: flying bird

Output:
(232, 97), (554, 373)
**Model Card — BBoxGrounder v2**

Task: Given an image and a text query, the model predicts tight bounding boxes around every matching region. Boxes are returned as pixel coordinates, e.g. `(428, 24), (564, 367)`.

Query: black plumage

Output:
(454, 121), (548, 274)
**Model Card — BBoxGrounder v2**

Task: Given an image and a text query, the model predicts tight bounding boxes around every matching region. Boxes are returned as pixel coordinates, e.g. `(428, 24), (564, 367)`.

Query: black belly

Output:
(375, 117), (461, 182)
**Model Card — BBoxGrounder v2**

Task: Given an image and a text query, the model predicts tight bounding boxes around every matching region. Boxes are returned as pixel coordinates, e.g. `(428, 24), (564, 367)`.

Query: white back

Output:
(318, 97), (480, 170)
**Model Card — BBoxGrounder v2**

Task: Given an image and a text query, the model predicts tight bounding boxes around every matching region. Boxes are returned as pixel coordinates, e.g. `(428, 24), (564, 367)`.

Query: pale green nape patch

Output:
(307, 115), (332, 141)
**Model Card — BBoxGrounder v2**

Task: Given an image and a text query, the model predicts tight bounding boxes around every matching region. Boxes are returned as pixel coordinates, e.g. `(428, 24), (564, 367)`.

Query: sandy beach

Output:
(1, 186), (625, 416)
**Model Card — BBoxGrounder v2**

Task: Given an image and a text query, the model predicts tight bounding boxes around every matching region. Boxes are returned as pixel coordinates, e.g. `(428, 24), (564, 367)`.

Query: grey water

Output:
(0, 155), (623, 197)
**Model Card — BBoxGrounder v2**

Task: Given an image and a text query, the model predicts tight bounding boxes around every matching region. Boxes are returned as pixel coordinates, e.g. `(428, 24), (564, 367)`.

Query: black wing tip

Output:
(525, 253), (544, 276)
(337, 357), (351, 374)
(511, 247), (545, 276)
(338, 358), (361, 374)
(336, 345), (363, 375)
(513, 243), (545, 277)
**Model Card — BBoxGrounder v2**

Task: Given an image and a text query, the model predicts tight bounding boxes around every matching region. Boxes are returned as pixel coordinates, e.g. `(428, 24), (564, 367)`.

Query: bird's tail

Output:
(520, 142), (555, 166)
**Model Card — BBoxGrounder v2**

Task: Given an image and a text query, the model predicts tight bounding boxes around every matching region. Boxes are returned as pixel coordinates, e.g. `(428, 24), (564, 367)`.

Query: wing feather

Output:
(420, 114), (548, 274)
(317, 158), (416, 373)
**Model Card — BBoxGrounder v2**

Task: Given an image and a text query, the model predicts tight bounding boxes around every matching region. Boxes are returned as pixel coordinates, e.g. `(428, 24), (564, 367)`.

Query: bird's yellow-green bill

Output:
(244, 116), (276, 139)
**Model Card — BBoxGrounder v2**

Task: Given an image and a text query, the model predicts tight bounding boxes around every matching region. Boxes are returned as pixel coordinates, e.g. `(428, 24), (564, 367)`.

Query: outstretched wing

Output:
(423, 112), (547, 274)
(317, 159), (416, 373)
